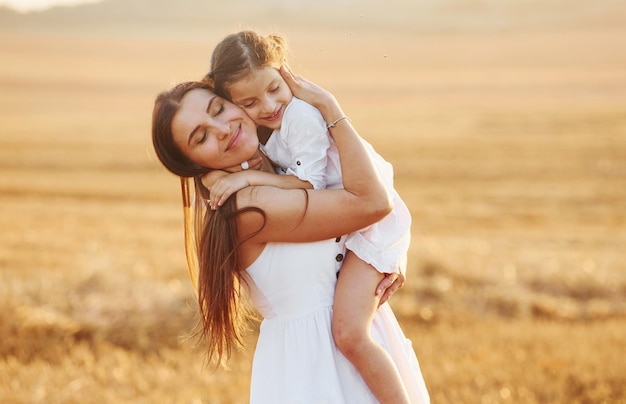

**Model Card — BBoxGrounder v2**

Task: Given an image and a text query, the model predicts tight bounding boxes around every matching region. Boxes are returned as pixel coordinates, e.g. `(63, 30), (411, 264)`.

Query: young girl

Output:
(204, 31), (417, 403)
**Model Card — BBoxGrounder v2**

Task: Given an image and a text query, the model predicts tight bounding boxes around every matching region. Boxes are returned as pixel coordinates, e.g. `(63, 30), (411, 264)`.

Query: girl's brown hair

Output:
(205, 30), (287, 99)
(152, 81), (261, 366)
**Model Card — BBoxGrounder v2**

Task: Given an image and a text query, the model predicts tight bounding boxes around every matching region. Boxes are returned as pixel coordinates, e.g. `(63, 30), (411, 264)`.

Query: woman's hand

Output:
(376, 272), (406, 306)
(279, 66), (341, 119)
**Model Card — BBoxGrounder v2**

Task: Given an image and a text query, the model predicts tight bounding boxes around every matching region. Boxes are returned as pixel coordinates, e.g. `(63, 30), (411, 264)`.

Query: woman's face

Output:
(172, 88), (260, 169)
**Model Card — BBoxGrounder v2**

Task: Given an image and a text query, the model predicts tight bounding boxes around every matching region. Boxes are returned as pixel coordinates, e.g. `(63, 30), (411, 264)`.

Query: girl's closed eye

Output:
(269, 85), (280, 93)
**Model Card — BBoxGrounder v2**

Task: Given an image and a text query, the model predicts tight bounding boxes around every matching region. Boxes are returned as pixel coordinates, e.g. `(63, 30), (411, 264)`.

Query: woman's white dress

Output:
(245, 238), (430, 403)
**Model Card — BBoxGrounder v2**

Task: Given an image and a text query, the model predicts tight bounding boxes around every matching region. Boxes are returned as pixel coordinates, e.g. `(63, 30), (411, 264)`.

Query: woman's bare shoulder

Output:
(234, 185), (308, 237)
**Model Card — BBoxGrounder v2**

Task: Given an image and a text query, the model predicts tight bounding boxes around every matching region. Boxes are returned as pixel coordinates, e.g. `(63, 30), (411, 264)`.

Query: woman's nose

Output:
(210, 120), (230, 140)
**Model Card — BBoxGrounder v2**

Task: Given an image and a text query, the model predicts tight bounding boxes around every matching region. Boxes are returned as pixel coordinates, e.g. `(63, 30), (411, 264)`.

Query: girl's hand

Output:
(221, 156), (264, 173)
(376, 272), (406, 306)
(201, 170), (228, 189)
(207, 172), (252, 210)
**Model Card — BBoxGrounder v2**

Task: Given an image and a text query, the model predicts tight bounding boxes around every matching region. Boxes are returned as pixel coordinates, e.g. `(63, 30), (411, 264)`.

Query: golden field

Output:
(1, 2), (625, 402)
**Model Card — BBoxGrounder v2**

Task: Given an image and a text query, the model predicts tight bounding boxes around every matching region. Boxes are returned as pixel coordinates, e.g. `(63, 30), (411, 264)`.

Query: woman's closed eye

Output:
(211, 102), (224, 117)
(197, 102), (225, 144)
(197, 130), (207, 145)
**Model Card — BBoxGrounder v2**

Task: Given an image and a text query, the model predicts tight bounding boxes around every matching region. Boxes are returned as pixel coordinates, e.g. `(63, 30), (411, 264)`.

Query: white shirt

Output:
(262, 97), (342, 190)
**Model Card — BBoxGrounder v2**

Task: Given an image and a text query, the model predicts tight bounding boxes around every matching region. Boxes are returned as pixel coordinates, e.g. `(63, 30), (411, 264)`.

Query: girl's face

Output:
(226, 67), (293, 131)
(171, 88), (260, 169)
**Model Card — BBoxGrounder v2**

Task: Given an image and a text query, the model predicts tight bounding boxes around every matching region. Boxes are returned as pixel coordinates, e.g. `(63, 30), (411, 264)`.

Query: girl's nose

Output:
(260, 96), (274, 114)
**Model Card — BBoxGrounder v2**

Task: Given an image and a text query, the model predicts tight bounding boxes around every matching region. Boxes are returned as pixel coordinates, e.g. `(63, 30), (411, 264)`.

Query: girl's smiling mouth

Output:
(263, 106), (283, 122)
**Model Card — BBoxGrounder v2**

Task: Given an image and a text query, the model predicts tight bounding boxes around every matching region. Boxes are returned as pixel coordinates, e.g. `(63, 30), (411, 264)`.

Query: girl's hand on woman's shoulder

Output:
(201, 170), (228, 189)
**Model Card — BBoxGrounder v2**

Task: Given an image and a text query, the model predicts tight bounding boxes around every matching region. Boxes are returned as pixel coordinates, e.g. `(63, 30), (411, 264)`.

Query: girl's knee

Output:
(332, 318), (369, 354)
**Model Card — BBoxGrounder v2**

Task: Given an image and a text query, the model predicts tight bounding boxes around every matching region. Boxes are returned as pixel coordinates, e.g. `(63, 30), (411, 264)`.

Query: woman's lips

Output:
(226, 126), (241, 151)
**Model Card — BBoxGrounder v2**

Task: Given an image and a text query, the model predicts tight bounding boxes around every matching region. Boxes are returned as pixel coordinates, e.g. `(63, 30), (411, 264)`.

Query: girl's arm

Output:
(280, 99), (331, 190)
(236, 67), (392, 244)
(206, 170), (312, 210)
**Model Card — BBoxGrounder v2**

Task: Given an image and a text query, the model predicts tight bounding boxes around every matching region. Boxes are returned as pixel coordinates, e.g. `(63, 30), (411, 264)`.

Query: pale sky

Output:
(0, 0), (100, 13)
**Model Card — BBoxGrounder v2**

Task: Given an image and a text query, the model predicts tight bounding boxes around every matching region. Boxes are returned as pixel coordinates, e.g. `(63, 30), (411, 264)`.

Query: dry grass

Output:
(1, 9), (625, 403)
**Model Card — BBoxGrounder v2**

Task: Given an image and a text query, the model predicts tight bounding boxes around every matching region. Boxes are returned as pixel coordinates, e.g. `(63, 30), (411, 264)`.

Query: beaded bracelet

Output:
(326, 116), (351, 129)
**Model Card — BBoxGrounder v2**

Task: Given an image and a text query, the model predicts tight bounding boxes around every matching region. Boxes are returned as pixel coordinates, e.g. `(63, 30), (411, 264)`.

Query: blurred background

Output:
(1, 0), (625, 402)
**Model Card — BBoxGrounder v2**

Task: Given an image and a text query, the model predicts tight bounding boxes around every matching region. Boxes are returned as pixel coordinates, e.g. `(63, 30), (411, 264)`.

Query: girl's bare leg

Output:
(332, 251), (410, 404)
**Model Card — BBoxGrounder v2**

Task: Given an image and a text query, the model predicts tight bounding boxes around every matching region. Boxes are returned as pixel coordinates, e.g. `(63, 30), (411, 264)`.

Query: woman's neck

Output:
(259, 152), (275, 173)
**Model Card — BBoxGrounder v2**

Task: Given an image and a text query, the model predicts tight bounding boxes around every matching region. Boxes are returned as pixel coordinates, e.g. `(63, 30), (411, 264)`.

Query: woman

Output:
(152, 67), (429, 403)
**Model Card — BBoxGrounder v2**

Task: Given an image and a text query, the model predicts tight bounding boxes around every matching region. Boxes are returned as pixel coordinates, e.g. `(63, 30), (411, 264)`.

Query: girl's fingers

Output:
(248, 156), (263, 170)
(376, 273), (397, 295)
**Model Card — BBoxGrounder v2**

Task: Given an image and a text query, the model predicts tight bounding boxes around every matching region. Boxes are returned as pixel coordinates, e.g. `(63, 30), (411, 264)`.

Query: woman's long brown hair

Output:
(152, 81), (262, 367)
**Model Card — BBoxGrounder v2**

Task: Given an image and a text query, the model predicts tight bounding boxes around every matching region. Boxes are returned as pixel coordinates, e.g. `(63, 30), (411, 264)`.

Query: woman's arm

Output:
(281, 66), (389, 212)
(237, 185), (388, 243)
(236, 68), (392, 243)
